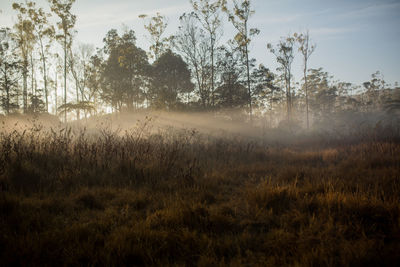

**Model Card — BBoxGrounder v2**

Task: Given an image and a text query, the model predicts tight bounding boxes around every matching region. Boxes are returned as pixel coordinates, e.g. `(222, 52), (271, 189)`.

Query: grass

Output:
(0, 118), (399, 266)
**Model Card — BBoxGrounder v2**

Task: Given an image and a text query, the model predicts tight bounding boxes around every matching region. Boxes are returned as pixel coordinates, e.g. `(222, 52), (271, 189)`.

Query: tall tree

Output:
(27, 1), (55, 113)
(249, 64), (279, 127)
(150, 50), (194, 109)
(53, 52), (63, 114)
(101, 29), (150, 111)
(362, 71), (386, 111)
(250, 64), (277, 111)
(48, 0), (76, 122)
(297, 31), (315, 129)
(86, 50), (103, 114)
(0, 27), (21, 114)
(68, 43), (94, 119)
(224, 0), (259, 121)
(215, 45), (247, 110)
(138, 13), (170, 61)
(173, 12), (211, 108)
(12, 1), (35, 113)
(307, 68), (336, 120)
(191, 0), (225, 107)
(268, 35), (296, 122)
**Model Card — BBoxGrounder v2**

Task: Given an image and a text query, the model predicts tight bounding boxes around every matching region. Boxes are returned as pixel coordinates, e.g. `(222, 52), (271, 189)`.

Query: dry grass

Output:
(0, 118), (399, 266)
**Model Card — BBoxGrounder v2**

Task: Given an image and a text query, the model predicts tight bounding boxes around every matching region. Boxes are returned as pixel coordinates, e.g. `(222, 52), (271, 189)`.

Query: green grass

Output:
(0, 121), (399, 266)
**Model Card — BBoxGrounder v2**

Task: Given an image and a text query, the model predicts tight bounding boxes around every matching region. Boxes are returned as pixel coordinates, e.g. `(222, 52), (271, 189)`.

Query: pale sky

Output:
(1, 0), (400, 86)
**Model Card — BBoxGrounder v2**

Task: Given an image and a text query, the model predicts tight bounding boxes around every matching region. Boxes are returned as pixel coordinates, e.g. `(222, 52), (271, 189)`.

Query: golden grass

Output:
(0, 121), (399, 266)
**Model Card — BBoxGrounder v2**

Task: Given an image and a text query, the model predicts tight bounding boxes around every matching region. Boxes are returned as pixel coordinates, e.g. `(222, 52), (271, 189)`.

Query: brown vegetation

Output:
(0, 116), (399, 266)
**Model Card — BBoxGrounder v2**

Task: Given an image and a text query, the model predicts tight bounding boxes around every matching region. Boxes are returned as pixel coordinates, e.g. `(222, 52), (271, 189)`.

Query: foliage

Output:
(307, 68), (337, 119)
(57, 101), (95, 115)
(150, 50), (194, 109)
(101, 29), (150, 111)
(0, 0), (398, 127)
(296, 31), (316, 129)
(138, 12), (171, 61)
(190, 0), (226, 107)
(12, 1), (36, 113)
(0, 27), (21, 114)
(48, 0), (76, 121)
(224, 0), (259, 120)
(215, 45), (246, 109)
(267, 35), (296, 121)
(173, 12), (212, 109)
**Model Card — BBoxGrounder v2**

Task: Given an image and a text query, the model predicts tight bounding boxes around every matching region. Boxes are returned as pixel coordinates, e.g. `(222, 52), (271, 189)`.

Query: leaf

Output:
(249, 28), (260, 36)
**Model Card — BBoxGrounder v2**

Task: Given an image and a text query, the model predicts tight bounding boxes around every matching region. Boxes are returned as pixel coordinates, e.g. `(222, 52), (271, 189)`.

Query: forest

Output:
(0, 0), (398, 125)
(0, 0), (400, 266)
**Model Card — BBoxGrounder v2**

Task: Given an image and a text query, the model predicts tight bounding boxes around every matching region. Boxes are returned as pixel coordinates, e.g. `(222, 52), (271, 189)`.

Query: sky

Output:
(1, 0), (400, 86)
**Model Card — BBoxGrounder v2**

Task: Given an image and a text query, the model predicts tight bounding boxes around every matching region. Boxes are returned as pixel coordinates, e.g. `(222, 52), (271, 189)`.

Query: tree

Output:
(297, 31), (315, 129)
(250, 64), (277, 109)
(138, 12), (171, 61)
(57, 101), (94, 119)
(173, 12), (211, 109)
(335, 81), (360, 111)
(85, 50), (103, 115)
(362, 71), (386, 111)
(0, 27), (21, 114)
(215, 45), (247, 110)
(268, 35), (296, 122)
(12, 1), (36, 113)
(53, 52), (63, 114)
(101, 29), (150, 111)
(68, 43), (94, 119)
(307, 68), (336, 120)
(48, 0), (76, 122)
(27, 1), (55, 113)
(150, 50), (194, 109)
(224, 0), (259, 121)
(191, 0), (225, 107)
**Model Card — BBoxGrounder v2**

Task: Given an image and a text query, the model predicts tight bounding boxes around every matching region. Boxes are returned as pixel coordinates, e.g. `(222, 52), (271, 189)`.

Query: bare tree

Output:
(173, 12), (211, 108)
(68, 43), (94, 119)
(191, 0), (225, 107)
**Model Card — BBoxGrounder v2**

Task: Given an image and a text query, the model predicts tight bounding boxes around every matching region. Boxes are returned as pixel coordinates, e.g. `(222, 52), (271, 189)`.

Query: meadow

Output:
(0, 114), (399, 266)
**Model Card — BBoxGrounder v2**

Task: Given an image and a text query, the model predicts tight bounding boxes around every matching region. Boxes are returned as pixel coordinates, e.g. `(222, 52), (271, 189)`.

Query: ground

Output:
(0, 115), (399, 266)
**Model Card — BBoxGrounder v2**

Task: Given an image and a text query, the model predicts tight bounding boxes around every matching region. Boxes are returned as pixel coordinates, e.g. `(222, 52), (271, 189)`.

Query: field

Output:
(0, 114), (400, 266)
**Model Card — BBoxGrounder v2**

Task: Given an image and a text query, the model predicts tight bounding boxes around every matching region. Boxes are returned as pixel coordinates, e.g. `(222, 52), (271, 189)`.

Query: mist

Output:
(1, 0), (400, 266)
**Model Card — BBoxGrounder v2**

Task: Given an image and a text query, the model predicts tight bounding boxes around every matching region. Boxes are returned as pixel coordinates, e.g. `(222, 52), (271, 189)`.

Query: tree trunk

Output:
(23, 59), (28, 113)
(64, 34), (67, 123)
(55, 70), (58, 114)
(304, 64), (309, 129)
(245, 42), (252, 123)
(39, 38), (49, 113)
(31, 52), (35, 98)
(288, 68), (292, 122)
(285, 69), (290, 122)
(75, 78), (80, 120)
(210, 37), (215, 107)
(4, 63), (10, 114)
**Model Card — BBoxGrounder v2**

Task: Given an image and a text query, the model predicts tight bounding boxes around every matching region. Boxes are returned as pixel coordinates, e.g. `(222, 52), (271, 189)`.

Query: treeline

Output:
(0, 0), (399, 127)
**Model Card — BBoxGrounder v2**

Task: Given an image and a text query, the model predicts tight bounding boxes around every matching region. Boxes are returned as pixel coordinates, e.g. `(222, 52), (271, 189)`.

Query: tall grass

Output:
(0, 119), (399, 266)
